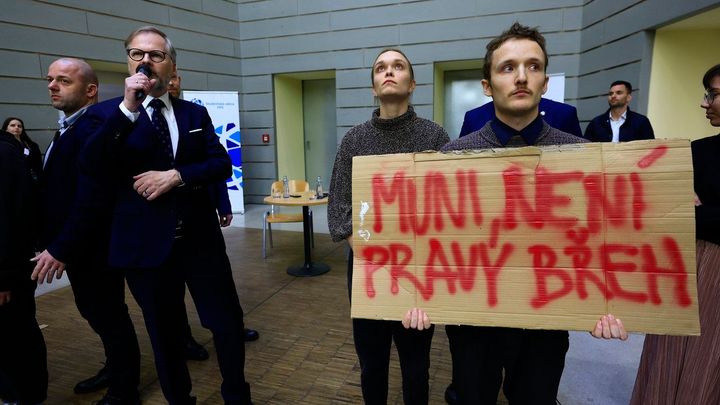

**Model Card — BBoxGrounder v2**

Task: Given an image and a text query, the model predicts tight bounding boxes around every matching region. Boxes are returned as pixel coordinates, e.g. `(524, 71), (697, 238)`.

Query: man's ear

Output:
(481, 79), (492, 97)
(627, 93), (633, 104)
(541, 75), (548, 96)
(86, 83), (98, 100)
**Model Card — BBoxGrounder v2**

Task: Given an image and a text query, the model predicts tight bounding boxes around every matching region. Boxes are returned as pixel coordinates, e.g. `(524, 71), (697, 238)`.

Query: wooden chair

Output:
(263, 180), (314, 258)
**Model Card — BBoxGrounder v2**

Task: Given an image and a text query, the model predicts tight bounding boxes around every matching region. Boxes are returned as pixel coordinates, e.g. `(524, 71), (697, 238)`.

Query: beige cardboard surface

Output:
(350, 140), (700, 335)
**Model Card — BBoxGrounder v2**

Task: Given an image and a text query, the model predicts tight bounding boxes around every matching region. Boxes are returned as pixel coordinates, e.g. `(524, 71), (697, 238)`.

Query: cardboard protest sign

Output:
(351, 140), (700, 335)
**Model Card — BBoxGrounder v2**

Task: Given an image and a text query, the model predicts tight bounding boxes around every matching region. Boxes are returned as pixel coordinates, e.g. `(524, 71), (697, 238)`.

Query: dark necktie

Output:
(149, 98), (174, 164)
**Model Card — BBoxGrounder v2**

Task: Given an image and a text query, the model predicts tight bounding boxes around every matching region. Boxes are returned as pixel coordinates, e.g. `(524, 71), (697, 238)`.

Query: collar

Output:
(142, 92), (172, 111)
(608, 108), (628, 122)
(59, 105), (89, 129)
(490, 114), (545, 146)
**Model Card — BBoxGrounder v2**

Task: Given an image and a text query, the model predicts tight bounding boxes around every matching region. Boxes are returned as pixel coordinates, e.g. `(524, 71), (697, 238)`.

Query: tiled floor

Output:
(32, 204), (644, 404)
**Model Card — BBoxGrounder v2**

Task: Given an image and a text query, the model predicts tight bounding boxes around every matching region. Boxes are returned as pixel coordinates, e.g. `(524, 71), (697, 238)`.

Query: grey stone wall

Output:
(1, 0), (718, 204)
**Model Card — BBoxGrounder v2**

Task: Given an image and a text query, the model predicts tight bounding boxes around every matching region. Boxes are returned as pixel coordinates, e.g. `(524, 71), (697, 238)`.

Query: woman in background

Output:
(2, 117), (42, 184)
(328, 48), (449, 404)
(631, 63), (720, 404)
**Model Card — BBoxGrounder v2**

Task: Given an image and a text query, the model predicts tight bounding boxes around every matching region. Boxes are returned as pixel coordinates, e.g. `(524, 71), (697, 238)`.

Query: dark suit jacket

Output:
(212, 182), (232, 216)
(692, 133), (720, 245)
(0, 132), (34, 291)
(583, 107), (655, 143)
(459, 98), (583, 138)
(79, 96), (231, 269)
(41, 112), (109, 265)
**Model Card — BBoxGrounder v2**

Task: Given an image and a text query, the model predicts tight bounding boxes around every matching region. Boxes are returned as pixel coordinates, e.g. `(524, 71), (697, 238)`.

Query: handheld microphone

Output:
(135, 64), (152, 100)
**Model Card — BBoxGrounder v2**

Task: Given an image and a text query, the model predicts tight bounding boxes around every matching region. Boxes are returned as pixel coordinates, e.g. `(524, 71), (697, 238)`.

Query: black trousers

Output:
(124, 236), (251, 405)
(348, 252), (434, 405)
(66, 262), (140, 401)
(445, 325), (569, 405)
(0, 278), (47, 404)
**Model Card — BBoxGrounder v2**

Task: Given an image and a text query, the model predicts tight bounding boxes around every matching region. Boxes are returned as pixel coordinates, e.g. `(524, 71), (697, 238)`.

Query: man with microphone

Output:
(50, 27), (253, 404)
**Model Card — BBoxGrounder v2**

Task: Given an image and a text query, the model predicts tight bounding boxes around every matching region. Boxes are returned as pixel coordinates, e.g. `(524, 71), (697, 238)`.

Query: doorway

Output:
(303, 78), (337, 187)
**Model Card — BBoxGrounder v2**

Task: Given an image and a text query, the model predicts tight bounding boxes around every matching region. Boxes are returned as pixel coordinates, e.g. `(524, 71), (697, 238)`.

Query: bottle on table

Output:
(315, 176), (323, 198)
(282, 175), (290, 198)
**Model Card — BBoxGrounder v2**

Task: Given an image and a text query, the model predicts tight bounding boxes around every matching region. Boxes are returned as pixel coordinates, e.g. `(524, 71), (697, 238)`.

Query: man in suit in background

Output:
(31, 58), (141, 404)
(584, 80), (655, 142)
(73, 27), (252, 404)
(0, 129), (47, 405)
(168, 73), (259, 346)
(459, 97), (583, 138)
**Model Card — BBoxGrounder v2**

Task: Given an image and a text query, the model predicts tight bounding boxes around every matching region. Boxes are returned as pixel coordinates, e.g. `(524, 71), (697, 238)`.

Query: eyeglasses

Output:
(704, 90), (719, 104)
(126, 48), (168, 63)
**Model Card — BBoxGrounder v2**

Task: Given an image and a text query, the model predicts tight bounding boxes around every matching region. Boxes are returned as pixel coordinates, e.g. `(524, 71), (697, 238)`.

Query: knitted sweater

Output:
(441, 120), (587, 151)
(328, 107), (449, 242)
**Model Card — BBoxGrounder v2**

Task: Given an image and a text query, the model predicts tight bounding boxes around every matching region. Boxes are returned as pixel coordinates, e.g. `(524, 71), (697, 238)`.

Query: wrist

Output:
(174, 169), (185, 187)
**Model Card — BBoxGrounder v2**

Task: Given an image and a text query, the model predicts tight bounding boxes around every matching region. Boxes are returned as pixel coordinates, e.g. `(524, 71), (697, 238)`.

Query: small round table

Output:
(263, 192), (330, 277)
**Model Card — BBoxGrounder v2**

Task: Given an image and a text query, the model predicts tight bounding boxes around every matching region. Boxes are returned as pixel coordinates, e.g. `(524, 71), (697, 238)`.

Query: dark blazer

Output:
(41, 112), (108, 265)
(80, 96), (231, 269)
(0, 131), (34, 291)
(459, 98), (583, 138)
(22, 138), (43, 185)
(584, 107), (655, 142)
(692, 133), (720, 245)
(212, 182), (232, 216)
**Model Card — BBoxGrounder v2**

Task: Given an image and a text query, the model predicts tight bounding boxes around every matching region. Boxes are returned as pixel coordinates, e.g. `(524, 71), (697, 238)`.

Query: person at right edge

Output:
(440, 22), (629, 405)
(630, 64), (720, 405)
(32, 26), (252, 404)
(328, 48), (449, 404)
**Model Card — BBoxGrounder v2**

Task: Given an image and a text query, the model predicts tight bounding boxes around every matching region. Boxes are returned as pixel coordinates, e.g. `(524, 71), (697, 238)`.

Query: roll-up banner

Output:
(183, 91), (245, 214)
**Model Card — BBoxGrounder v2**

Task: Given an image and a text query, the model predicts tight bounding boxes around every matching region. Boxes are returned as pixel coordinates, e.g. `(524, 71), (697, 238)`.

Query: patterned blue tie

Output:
(149, 98), (174, 164)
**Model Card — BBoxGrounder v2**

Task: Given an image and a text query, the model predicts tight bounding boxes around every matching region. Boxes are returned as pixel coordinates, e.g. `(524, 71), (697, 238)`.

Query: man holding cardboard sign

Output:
(436, 23), (628, 405)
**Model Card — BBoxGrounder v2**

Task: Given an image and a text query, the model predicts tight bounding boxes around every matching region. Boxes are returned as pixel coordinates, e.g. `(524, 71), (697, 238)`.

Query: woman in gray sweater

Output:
(328, 48), (449, 404)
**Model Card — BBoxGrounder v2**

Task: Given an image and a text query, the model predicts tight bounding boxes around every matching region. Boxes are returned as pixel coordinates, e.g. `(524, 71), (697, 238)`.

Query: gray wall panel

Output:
(237, 0), (298, 22)
(337, 69), (370, 89)
(243, 128), (275, 145)
(202, 0), (240, 19)
(169, 8), (239, 38)
(243, 145), (277, 161)
(240, 39), (270, 58)
(207, 74), (243, 91)
(0, 23), (122, 61)
(239, 13), (330, 40)
(0, 0), (88, 34)
(42, 0), (170, 25)
(241, 93), (273, 111)
(336, 88), (373, 108)
(178, 70), (209, 91)
(474, 0), (582, 14)
(330, 0), (477, 31)
(299, 0), (419, 14)
(0, 50), (42, 78)
(242, 110), (274, 128)
(337, 107), (374, 127)
(176, 50), (242, 76)
(562, 7), (584, 30)
(0, 78), (51, 104)
(242, 75), (273, 93)
(268, 27), (399, 55)
(154, 0), (203, 12)
(243, 161), (277, 179)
